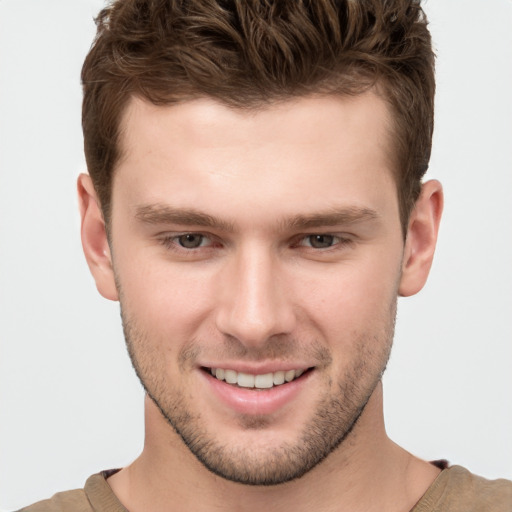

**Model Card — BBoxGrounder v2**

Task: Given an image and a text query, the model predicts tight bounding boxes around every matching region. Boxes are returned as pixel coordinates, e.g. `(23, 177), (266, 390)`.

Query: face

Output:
(108, 93), (405, 485)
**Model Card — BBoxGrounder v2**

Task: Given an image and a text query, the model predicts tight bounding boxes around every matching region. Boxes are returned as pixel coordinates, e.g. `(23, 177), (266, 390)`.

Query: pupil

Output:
(179, 234), (202, 248)
(310, 234), (334, 248)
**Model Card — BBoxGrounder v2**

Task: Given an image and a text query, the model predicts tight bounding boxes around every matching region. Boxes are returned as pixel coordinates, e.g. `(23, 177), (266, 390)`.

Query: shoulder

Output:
(16, 471), (126, 512)
(16, 488), (91, 512)
(414, 465), (512, 512)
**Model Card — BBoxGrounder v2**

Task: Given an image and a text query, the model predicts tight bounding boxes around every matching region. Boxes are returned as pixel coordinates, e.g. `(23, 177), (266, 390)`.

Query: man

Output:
(19, 0), (511, 510)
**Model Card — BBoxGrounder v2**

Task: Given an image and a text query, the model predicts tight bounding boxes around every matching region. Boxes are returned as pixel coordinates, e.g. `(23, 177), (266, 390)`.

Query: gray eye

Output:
(308, 234), (335, 248)
(178, 234), (204, 249)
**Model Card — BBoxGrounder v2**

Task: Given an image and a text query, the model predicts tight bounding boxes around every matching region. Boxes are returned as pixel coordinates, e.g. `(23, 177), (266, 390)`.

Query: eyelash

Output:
(293, 234), (352, 250)
(159, 233), (217, 252)
(158, 232), (353, 255)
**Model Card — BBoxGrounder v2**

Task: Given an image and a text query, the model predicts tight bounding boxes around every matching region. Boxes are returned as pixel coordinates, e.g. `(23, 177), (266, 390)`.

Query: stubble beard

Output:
(120, 304), (396, 486)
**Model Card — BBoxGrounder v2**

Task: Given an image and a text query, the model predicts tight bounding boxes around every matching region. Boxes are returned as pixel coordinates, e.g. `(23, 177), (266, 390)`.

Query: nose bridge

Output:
(215, 241), (295, 346)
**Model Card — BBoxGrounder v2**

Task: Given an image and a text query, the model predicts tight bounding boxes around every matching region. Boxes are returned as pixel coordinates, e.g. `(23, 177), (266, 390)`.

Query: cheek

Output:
(117, 264), (217, 382)
(294, 256), (401, 339)
(115, 253), (217, 337)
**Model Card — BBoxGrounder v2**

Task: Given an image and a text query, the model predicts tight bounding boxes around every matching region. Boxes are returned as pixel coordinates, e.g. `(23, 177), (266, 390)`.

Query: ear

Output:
(399, 180), (443, 297)
(77, 174), (119, 301)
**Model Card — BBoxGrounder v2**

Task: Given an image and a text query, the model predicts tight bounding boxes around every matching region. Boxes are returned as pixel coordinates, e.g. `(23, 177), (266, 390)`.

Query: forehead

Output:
(114, 93), (397, 225)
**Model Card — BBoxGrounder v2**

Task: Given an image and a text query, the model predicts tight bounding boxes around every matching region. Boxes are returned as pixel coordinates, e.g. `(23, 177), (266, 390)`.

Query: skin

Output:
(79, 92), (443, 512)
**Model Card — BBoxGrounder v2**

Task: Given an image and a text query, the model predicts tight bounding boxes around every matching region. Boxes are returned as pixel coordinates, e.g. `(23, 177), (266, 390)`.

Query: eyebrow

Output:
(135, 204), (236, 232)
(284, 207), (379, 230)
(135, 204), (379, 232)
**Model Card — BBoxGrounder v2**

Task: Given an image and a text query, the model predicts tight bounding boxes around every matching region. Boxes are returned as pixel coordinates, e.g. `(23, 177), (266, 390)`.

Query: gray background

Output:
(1, 0), (511, 509)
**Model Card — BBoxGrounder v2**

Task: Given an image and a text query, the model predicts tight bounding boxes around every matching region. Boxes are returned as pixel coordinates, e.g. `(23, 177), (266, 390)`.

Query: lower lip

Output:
(200, 369), (313, 416)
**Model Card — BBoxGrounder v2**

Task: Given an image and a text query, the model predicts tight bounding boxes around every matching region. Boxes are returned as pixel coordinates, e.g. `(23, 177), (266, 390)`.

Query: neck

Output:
(108, 384), (439, 512)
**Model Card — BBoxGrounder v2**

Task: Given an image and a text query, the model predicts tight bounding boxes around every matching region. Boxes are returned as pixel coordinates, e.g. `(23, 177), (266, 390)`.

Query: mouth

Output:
(202, 367), (312, 390)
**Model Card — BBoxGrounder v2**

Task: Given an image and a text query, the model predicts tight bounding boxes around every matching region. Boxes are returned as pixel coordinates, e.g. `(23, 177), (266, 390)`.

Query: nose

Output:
(215, 243), (296, 348)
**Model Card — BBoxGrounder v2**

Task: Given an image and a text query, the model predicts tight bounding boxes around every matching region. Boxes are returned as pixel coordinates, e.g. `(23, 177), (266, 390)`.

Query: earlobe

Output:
(399, 180), (443, 297)
(77, 173), (119, 301)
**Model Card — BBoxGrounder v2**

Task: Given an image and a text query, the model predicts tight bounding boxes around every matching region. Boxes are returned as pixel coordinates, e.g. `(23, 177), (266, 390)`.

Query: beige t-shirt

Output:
(18, 465), (512, 512)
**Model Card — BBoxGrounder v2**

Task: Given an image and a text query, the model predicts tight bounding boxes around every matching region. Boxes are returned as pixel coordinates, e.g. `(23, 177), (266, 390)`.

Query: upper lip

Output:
(200, 362), (313, 374)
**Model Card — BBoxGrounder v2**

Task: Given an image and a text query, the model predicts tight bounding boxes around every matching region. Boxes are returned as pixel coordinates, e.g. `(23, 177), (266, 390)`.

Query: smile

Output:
(207, 368), (308, 389)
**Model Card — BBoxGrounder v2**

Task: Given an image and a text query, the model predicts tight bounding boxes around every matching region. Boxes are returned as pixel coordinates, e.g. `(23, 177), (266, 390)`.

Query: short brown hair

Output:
(82, 0), (435, 230)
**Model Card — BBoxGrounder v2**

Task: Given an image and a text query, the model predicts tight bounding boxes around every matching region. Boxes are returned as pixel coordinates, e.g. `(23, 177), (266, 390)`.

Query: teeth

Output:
(210, 368), (307, 388)
(254, 373), (273, 389)
(273, 371), (285, 385)
(224, 369), (238, 384)
(237, 372), (255, 388)
(284, 369), (295, 382)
